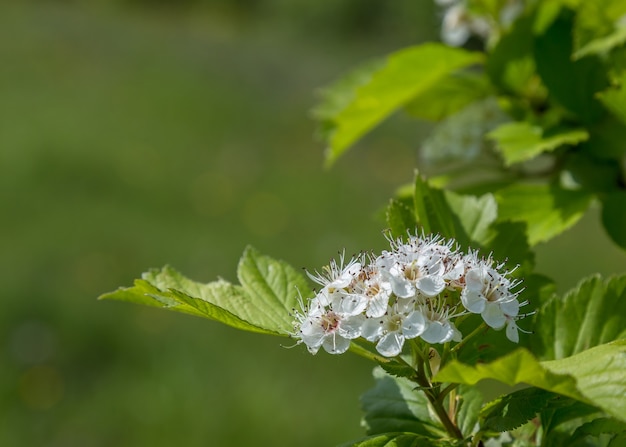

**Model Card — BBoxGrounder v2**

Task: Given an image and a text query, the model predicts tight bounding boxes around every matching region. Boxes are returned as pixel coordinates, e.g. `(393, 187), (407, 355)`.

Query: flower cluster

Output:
(293, 234), (527, 357)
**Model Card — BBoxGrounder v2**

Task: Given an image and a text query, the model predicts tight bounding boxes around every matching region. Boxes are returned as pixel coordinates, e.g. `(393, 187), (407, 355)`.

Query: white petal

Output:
(361, 317), (384, 342)
(366, 293), (390, 318)
(449, 323), (462, 342)
(445, 260), (464, 281)
(322, 334), (351, 354)
(376, 332), (405, 357)
(402, 311), (427, 338)
(421, 321), (452, 344)
(339, 315), (365, 339)
(418, 253), (444, 273)
(415, 275), (446, 297)
(315, 289), (333, 307)
(461, 289), (486, 314)
(337, 294), (368, 316)
(465, 268), (486, 292)
(482, 302), (506, 329)
(506, 320), (519, 343)
(500, 299), (520, 317)
(389, 275), (415, 298)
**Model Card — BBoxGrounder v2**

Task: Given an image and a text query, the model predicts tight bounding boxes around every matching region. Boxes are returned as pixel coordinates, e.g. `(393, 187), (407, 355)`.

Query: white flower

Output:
(461, 263), (522, 329)
(418, 298), (463, 344)
(362, 305), (427, 357)
(306, 253), (362, 307)
(441, 4), (473, 46)
(379, 237), (447, 299)
(294, 298), (364, 355)
(348, 264), (392, 318)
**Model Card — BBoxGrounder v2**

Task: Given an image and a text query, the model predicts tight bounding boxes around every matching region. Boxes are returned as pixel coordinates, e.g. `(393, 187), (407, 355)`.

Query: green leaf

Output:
(542, 341), (626, 422)
(598, 73), (626, 126)
(99, 272), (271, 335)
(100, 246), (309, 336)
(321, 43), (483, 166)
(531, 274), (626, 360)
(569, 417), (626, 445)
(339, 433), (449, 447)
(540, 399), (605, 447)
(434, 341), (626, 423)
(601, 191), (626, 250)
(413, 173), (498, 248)
(495, 182), (593, 245)
(386, 198), (418, 239)
(236, 246), (310, 334)
(377, 361), (418, 381)
(313, 59), (384, 143)
(404, 71), (491, 122)
(573, 0), (626, 59)
(534, 9), (610, 123)
(487, 122), (589, 166)
(411, 174), (534, 271)
(456, 384), (483, 438)
(480, 387), (554, 432)
(487, 14), (539, 96)
(360, 367), (446, 438)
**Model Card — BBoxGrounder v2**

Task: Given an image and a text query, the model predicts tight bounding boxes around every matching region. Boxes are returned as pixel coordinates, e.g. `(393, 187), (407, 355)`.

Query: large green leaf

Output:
(531, 274), (626, 360)
(100, 246), (309, 336)
(434, 341), (626, 422)
(360, 367), (446, 438)
(487, 122), (589, 166)
(601, 191), (626, 250)
(495, 182), (593, 245)
(320, 43), (482, 166)
(99, 272), (271, 334)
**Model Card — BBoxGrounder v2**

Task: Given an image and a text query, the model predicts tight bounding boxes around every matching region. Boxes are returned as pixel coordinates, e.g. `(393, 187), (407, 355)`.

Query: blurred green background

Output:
(2, 1), (625, 446)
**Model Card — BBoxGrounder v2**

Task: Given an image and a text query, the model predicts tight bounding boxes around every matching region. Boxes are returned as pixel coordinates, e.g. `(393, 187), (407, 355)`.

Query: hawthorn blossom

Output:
(361, 305), (427, 357)
(293, 232), (528, 357)
(460, 262), (522, 330)
(295, 298), (364, 355)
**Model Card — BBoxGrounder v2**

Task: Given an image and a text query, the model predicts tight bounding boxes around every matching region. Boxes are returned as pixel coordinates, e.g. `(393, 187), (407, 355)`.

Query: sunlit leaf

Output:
(434, 341), (626, 422)
(100, 246), (309, 336)
(495, 182), (593, 245)
(320, 43), (482, 166)
(487, 122), (588, 166)
(531, 274), (626, 360)
(236, 246), (310, 334)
